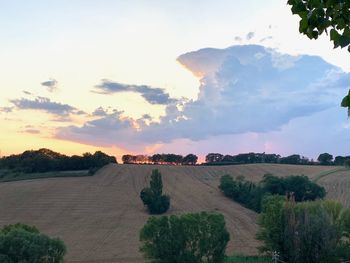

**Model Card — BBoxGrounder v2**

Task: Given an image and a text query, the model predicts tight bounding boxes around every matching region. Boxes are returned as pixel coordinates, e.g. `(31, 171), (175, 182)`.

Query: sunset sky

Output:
(1, 0), (350, 161)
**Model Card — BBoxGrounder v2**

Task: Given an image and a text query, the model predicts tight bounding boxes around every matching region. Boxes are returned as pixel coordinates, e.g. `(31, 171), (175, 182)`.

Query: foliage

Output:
(317, 152), (334, 165)
(205, 152), (315, 165)
(334, 155), (350, 165)
(0, 223), (66, 263)
(182, 154), (198, 165)
(257, 198), (350, 263)
(279, 154), (310, 165)
(261, 174), (326, 202)
(219, 174), (325, 212)
(205, 153), (281, 165)
(219, 175), (263, 212)
(287, 0), (350, 51)
(140, 169), (170, 214)
(0, 148), (117, 173)
(122, 153), (198, 165)
(140, 212), (230, 263)
(224, 255), (270, 263)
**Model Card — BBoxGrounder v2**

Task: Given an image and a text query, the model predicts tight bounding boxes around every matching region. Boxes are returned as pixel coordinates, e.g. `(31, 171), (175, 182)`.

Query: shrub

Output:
(0, 223), (66, 262)
(261, 174), (326, 201)
(219, 175), (263, 212)
(140, 169), (170, 214)
(219, 174), (326, 213)
(140, 212), (230, 263)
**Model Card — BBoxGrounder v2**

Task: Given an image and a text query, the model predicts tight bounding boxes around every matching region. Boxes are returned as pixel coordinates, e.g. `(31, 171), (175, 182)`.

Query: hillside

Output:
(0, 164), (345, 262)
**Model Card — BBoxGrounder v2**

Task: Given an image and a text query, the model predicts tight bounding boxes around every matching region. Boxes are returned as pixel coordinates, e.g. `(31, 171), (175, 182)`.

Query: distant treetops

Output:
(0, 148), (117, 173)
(205, 152), (350, 166)
(123, 152), (350, 166)
(122, 153), (198, 165)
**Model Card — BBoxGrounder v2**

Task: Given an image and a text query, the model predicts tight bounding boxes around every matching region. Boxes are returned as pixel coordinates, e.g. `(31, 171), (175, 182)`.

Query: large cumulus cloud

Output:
(56, 45), (350, 150)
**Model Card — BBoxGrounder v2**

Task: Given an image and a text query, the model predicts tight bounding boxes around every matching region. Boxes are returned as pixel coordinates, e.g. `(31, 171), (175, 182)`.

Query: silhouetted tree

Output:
(205, 153), (224, 163)
(318, 153), (334, 165)
(182, 154), (198, 165)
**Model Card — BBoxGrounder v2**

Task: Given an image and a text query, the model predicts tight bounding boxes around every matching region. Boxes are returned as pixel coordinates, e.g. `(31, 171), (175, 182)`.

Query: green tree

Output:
(0, 223), (66, 263)
(140, 212), (230, 263)
(140, 169), (170, 214)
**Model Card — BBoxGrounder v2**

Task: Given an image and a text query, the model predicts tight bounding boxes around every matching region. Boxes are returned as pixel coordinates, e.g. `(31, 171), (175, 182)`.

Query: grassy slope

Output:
(0, 169), (89, 182)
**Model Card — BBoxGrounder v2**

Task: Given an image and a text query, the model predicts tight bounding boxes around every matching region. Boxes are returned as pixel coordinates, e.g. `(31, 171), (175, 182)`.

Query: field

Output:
(0, 169), (90, 182)
(0, 163), (347, 262)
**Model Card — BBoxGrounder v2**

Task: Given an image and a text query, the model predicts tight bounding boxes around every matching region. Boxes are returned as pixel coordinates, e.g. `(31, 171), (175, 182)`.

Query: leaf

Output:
(340, 95), (350, 107)
(330, 28), (340, 41)
(300, 18), (309, 33)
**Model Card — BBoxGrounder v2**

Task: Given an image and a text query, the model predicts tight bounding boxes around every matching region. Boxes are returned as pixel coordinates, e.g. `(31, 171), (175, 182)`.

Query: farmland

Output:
(0, 163), (347, 262)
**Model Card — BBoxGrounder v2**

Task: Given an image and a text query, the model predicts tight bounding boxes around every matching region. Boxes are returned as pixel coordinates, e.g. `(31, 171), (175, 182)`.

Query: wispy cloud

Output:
(23, 128), (41, 134)
(0, 107), (13, 113)
(94, 80), (177, 105)
(23, 90), (32, 95)
(10, 96), (84, 116)
(246, 31), (255, 40)
(41, 78), (58, 92)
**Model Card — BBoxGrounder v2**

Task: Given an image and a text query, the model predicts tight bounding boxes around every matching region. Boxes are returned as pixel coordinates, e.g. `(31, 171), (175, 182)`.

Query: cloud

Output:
(10, 96), (84, 116)
(41, 78), (58, 92)
(56, 45), (350, 153)
(259, 36), (273, 43)
(0, 107), (13, 113)
(94, 80), (176, 105)
(92, 107), (109, 116)
(234, 36), (242, 42)
(56, 111), (137, 148)
(246, 32), (255, 40)
(23, 128), (41, 134)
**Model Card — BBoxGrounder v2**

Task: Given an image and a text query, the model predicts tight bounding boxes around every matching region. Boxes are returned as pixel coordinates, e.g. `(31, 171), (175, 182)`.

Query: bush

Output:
(140, 212), (230, 263)
(261, 174), (326, 202)
(140, 169), (170, 214)
(219, 174), (326, 213)
(0, 223), (66, 262)
(219, 175), (263, 212)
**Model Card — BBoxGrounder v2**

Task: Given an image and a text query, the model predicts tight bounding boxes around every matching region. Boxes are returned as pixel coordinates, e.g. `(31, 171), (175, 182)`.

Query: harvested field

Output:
(0, 164), (344, 262)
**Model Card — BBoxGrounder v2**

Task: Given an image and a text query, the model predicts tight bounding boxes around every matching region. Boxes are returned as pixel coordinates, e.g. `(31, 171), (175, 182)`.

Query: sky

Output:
(0, 0), (349, 162)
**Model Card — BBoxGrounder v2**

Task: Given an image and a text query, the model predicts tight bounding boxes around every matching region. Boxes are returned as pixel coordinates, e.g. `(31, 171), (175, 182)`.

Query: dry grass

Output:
(0, 163), (342, 262)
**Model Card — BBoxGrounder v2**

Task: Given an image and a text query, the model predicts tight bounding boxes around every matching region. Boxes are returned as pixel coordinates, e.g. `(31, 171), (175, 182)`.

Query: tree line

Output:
(205, 152), (350, 166)
(0, 148), (117, 173)
(122, 153), (198, 165)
